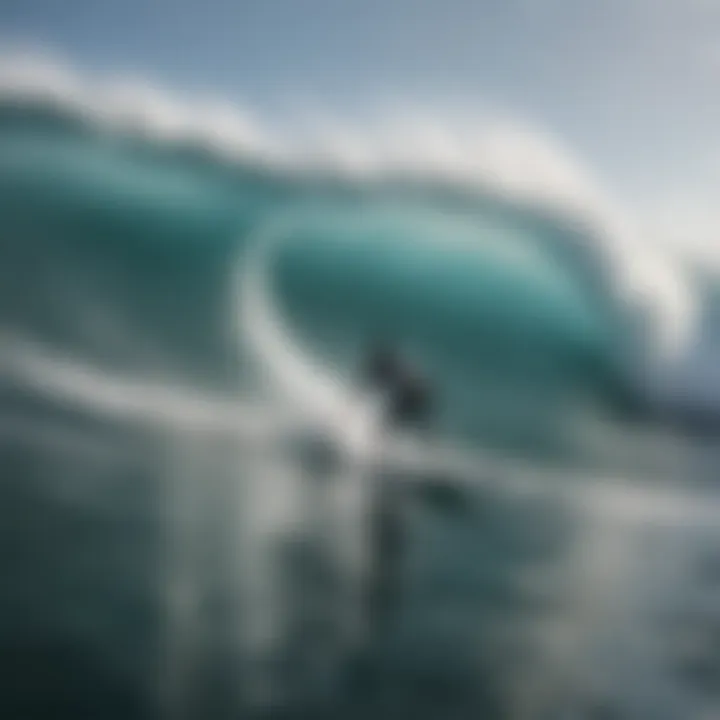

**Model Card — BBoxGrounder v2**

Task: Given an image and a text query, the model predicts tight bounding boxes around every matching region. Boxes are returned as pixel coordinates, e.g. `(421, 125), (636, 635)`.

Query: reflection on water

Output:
(2, 381), (720, 720)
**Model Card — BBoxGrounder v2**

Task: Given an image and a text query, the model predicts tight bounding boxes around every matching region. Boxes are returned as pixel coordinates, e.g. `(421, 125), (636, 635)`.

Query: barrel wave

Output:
(2, 53), (720, 720)
(0, 71), (697, 458)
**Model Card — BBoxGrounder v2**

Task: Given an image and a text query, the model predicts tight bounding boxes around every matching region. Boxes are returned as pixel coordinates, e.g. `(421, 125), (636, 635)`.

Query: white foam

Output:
(0, 332), (282, 435)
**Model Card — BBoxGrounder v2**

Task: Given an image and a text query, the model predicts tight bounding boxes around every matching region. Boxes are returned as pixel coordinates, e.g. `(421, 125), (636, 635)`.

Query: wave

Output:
(0, 47), (697, 356)
(0, 46), (714, 464)
(2, 47), (720, 720)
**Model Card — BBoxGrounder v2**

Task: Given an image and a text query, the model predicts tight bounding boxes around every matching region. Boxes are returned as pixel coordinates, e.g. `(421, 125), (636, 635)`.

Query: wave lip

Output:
(238, 215), (385, 463)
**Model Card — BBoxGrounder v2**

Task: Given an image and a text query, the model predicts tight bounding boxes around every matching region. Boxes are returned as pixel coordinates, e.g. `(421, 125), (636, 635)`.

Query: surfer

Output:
(359, 341), (434, 637)
(361, 340), (433, 430)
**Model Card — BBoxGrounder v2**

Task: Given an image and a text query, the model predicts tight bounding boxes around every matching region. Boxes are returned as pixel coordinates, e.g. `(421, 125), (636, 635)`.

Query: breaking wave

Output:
(2, 47), (720, 720)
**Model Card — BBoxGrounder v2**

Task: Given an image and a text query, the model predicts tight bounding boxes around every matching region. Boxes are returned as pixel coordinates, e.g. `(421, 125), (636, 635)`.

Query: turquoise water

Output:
(0, 113), (647, 454)
(1, 93), (720, 720)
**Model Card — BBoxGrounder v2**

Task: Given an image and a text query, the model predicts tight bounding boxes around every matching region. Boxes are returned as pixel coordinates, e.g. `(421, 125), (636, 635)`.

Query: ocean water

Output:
(1, 57), (720, 720)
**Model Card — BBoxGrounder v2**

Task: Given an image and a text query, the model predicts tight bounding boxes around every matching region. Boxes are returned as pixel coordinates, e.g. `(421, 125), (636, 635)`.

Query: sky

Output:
(1, 0), (719, 264)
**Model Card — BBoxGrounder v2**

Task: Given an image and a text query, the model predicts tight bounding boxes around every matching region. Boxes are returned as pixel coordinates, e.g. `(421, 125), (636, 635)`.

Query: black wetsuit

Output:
(362, 346), (432, 428)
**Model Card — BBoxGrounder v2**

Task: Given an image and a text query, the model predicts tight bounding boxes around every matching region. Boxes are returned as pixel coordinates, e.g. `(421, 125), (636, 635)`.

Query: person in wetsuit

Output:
(361, 341), (433, 429)
(359, 341), (434, 636)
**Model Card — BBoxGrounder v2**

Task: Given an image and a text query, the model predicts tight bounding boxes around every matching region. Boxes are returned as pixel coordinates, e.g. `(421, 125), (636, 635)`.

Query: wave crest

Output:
(0, 45), (698, 367)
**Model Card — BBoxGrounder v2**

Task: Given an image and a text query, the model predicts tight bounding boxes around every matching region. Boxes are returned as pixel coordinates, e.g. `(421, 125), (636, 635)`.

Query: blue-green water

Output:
(1, 90), (720, 720)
